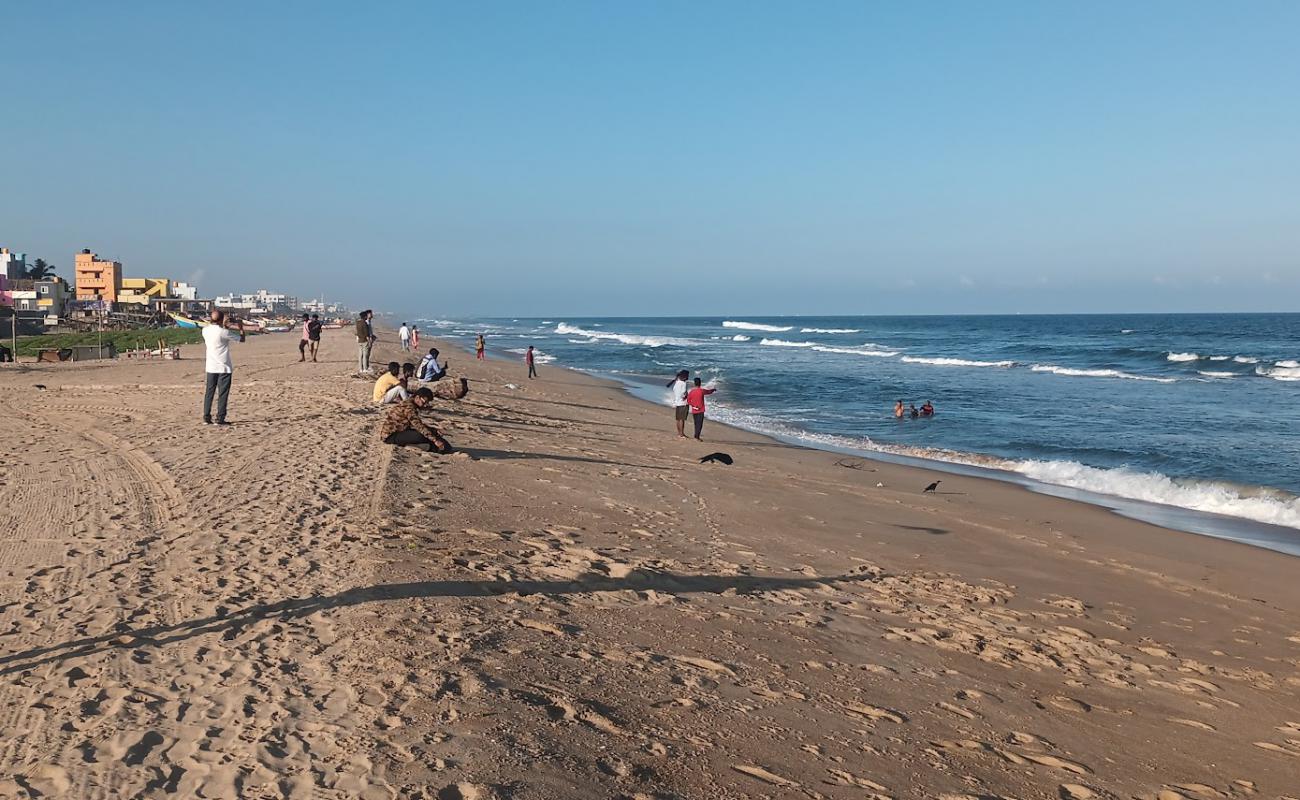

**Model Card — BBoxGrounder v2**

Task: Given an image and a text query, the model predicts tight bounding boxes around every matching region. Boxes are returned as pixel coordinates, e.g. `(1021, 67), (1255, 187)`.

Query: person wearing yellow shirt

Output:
(372, 362), (405, 404)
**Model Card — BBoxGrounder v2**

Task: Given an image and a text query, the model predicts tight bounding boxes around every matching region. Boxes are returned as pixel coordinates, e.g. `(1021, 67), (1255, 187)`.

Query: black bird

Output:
(700, 452), (733, 465)
(922, 480), (941, 493)
(34, 384), (47, 390)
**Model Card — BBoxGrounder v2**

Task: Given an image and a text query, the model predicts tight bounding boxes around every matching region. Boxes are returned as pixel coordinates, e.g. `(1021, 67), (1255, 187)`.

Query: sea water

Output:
(420, 314), (1300, 553)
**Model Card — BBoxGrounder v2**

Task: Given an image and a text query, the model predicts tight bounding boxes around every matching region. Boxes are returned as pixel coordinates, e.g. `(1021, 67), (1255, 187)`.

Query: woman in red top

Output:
(686, 377), (716, 441)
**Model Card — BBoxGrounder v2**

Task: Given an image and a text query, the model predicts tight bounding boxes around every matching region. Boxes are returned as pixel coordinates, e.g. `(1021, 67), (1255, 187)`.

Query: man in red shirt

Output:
(686, 377), (716, 441)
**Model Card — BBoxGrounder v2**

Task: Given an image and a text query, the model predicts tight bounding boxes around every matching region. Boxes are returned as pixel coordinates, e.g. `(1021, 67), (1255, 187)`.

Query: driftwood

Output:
(834, 458), (875, 472)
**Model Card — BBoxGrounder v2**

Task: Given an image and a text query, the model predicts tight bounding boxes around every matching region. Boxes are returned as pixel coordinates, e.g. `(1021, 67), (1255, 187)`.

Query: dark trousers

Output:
(384, 429), (452, 452)
(692, 411), (705, 438)
(203, 372), (232, 422)
(528, 362), (537, 378)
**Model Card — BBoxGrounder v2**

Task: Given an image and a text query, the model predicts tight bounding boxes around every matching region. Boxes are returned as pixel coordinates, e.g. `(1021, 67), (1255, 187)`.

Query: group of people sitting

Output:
(371, 346), (473, 454)
(894, 399), (935, 419)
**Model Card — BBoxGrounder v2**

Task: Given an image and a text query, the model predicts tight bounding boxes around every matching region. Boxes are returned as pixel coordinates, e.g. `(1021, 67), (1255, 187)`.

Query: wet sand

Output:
(1, 327), (1297, 799)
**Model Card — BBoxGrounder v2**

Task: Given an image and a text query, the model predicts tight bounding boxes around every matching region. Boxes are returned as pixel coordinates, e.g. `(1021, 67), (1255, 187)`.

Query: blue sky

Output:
(3, 1), (1297, 315)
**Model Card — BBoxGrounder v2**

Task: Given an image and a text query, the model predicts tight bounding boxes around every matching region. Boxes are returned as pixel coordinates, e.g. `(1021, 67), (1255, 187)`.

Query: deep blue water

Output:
(420, 313), (1300, 546)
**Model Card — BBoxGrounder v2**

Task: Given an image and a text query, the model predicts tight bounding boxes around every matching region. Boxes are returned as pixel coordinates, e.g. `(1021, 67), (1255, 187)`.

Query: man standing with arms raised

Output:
(202, 309), (245, 426)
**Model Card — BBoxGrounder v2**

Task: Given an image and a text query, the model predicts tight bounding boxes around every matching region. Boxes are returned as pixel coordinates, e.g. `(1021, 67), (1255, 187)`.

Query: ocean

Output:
(419, 314), (1300, 554)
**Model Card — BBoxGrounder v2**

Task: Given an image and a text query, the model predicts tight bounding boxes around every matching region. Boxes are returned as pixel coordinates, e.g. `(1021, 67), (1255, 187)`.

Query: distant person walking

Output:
(202, 310), (245, 426)
(526, 346), (538, 379)
(356, 310), (375, 373)
(687, 377), (717, 440)
(298, 313), (311, 362)
(399, 322), (411, 352)
(411, 326), (420, 349)
(381, 388), (452, 453)
(307, 314), (322, 362)
(476, 334), (486, 360)
(667, 369), (690, 438)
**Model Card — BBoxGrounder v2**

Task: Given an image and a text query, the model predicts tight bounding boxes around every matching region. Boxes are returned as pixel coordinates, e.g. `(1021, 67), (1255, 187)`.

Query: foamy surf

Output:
(800, 327), (861, 334)
(723, 320), (793, 332)
(555, 322), (698, 348)
(1031, 365), (1176, 383)
(900, 356), (1014, 368)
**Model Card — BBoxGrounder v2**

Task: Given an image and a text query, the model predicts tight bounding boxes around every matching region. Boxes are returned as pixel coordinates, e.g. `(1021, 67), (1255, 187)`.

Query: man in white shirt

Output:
(202, 310), (245, 426)
(398, 322), (411, 352)
(666, 369), (690, 438)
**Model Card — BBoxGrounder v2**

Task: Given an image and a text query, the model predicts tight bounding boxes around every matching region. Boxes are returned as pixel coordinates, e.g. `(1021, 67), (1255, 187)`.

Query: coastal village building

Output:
(0, 247), (26, 280)
(173, 282), (198, 301)
(118, 277), (173, 305)
(74, 249), (123, 304)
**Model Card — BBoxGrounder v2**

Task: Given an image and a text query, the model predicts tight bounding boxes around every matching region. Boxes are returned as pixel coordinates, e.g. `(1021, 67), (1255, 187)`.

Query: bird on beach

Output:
(34, 384), (47, 391)
(922, 480), (941, 493)
(700, 452), (733, 465)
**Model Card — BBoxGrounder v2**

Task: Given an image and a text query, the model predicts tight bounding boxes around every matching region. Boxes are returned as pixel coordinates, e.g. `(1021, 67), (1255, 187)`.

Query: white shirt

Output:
(399, 325), (410, 340)
(203, 325), (239, 374)
(671, 379), (689, 407)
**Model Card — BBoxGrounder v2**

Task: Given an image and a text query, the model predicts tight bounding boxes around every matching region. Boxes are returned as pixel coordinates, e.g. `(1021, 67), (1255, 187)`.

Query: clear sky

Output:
(3, 1), (1297, 316)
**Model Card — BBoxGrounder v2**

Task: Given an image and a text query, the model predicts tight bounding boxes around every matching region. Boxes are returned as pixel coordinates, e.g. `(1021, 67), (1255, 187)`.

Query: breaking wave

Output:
(723, 320), (793, 332)
(900, 356), (1014, 368)
(800, 327), (861, 334)
(554, 323), (698, 348)
(1030, 365), (1176, 383)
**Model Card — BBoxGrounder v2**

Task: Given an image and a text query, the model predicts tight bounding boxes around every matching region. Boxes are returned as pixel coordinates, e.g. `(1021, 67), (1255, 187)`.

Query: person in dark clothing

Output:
(526, 346), (538, 379)
(381, 388), (452, 452)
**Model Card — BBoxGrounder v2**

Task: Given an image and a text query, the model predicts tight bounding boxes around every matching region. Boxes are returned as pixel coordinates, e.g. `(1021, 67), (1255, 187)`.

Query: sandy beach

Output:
(1, 326), (1298, 800)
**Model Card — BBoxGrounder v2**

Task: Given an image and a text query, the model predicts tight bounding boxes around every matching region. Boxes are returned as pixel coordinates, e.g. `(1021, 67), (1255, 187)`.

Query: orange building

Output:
(74, 249), (123, 303)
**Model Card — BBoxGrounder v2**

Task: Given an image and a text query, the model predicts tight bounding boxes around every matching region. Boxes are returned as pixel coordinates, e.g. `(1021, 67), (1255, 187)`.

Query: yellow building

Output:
(118, 277), (173, 305)
(74, 249), (123, 303)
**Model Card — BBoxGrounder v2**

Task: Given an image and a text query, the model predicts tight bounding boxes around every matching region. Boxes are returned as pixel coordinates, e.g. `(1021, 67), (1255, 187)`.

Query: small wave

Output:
(723, 320), (793, 332)
(1277, 359), (1300, 368)
(505, 347), (557, 363)
(1197, 371), (1237, 378)
(1120, 329), (1135, 334)
(1166, 352), (1200, 362)
(731, 335), (752, 342)
(1233, 356), (1259, 364)
(800, 327), (861, 334)
(1030, 364), (1175, 383)
(812, 345), (899, 358)
(759, 338), (818, 348)
(901, 356), (1014, 368)
(1258, 365), (1300, 382)
(555, 322), (698, 348)
(1209, 355), (1230, 361)
(1011, 460), (1300, 530)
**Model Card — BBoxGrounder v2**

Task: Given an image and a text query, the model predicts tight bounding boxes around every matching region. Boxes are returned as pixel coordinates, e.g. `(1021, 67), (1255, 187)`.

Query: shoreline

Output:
(468, 341), (1300, 558)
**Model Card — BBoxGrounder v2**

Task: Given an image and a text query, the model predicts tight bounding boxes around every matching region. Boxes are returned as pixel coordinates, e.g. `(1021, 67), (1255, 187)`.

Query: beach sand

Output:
(1, 328), (1298, 799)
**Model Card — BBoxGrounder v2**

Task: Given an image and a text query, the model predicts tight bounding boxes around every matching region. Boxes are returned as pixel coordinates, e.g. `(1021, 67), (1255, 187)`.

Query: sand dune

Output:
(0, 328), (1298, 799)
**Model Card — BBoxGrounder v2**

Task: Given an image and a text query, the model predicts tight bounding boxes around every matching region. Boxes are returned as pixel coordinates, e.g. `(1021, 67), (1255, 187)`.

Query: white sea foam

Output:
(723, 320), (793, 332)
(811, 345), (899, 358)
(1198, 371), (1237, 378)
(1209, 355), (1230, 361)
(1233, 355), (1259, 364)
(1030, 364), (1176, 383)
(901, 356), (1014, 368)
(759, 338), (818, 348)
(1120, 329), (1135, 334)
(800, 327), (861, 334)
(1010, 460), (1300, 530)
(731, 335), (752, 342)
(1258, 365), (1300, 382)
(1276, 359), (1300, 368)
(554, 322), (697, 348)
(1166, 352), (1200, 362)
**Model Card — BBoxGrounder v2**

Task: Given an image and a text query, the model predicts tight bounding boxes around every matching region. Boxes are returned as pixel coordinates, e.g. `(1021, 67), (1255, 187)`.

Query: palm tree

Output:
(24, 259), (55, 279)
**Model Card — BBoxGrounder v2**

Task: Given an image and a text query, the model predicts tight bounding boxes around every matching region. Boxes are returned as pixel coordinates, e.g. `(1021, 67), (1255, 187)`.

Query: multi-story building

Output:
(0, 248), (25, 280)
(118, 277), (173, 305)
(74, 249), (123, 304)
(173, 282), (198, 301)
(34, 278), (70, 321)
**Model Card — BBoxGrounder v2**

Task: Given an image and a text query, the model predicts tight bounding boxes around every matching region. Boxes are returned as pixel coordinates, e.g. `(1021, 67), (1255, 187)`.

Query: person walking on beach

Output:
(687, 376), (716, 441)
(298, 313), (311, 362)
(202, 310), (245, 426)
(356, 310), (376, 374)
(526, 346), (538, 379)
(307, 314), (322, 362)
(476, 334), (486, 360)
(399, 322), (411, 352)
(411, 326), (419, 349)
(667, 369), (690, 438)
(381, 387), (452, 453)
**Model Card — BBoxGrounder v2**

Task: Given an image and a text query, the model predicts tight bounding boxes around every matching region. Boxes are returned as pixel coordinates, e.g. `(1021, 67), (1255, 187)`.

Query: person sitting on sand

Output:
(418, 348), (447, 382)
(909, 403), (920, 419)
(380, 387), (451, 452)
(378, 362), (416, 404)
(687, 377), (717, 441)
(920, 400), (934, 417)
(894, 399), (905, 419)
(666, 369), (690, 438)
(373, 362), (404, 404)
